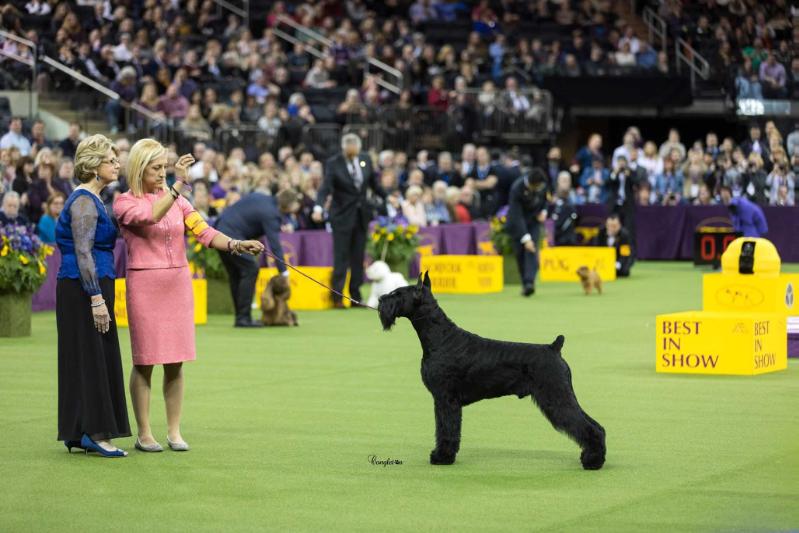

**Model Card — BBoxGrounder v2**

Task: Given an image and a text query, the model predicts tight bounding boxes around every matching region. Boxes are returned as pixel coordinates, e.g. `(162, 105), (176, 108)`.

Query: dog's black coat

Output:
(378, 272), (606, 469)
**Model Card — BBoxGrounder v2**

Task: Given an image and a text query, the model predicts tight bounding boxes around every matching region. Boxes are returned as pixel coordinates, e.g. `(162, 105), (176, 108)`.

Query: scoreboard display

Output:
(693, 229), (741, 266)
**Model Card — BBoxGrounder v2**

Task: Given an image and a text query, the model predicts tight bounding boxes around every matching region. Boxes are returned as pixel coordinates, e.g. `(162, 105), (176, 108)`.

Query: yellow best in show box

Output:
(655, 311), (787, 375)
(703, 273), (799, 315)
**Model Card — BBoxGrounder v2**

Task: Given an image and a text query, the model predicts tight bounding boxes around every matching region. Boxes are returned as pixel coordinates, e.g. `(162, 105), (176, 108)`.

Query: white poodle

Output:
(365, 261), (408, 308)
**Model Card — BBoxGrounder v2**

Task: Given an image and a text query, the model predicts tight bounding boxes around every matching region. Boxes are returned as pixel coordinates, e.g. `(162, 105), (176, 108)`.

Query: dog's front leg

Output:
(430, 397), (462, 465)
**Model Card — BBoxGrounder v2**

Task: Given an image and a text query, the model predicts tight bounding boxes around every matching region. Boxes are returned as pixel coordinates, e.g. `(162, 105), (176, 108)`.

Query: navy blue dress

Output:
(55, 189), (130, 442)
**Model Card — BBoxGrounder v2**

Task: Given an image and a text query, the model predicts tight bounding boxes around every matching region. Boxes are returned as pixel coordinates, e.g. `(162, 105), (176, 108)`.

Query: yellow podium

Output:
(539, 246), (616, 282)
(656, 311), (786, 375)
(254, 267), (350, 310)
(114, 278), (207, 327)
(419, 255), (503, 294)
(703, 238), (797, 314)
(656, 237), (790, 375)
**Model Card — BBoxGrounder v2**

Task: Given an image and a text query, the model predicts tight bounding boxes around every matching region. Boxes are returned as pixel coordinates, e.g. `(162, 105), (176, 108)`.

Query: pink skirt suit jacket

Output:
(114, 191), (220, 366)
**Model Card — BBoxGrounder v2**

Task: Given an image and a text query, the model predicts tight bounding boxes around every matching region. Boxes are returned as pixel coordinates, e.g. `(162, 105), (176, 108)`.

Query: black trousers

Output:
(219, 251), (260, 323)
(513, 225), (540, 288)
(332, 223), (367, 302)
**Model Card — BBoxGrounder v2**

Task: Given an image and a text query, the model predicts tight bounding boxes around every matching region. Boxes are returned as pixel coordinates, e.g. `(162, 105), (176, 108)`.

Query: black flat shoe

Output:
(234, 320), (263, 328)
(521, 286), (535, 297)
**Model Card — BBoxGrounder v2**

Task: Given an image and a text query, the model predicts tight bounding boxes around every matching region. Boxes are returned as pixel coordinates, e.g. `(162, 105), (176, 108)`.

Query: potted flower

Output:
(0, 224), (52, 336)
(489, 210), (521, 285)
(186, 234), (231, 314)
(366, 217), (419, 279)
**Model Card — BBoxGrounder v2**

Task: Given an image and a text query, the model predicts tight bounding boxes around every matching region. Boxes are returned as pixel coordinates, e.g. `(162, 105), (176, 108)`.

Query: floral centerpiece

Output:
(489, 211), (513, 256)
(186, 234), (226, 279)
(186, 233), (230, 314)
(366, 216), (419, 277)
(488, 207), (521, 284)
(0, 224), (53, 336)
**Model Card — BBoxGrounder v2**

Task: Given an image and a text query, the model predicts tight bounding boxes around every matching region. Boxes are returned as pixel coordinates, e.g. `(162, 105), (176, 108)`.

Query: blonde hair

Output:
(127, 138), (167, 196)
(74, 134), (117, 183)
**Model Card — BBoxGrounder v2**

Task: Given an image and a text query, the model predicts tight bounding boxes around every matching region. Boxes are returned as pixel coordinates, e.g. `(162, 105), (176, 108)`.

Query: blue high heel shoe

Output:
(80, 434), (128, 458)
(64, 440), (83, 453)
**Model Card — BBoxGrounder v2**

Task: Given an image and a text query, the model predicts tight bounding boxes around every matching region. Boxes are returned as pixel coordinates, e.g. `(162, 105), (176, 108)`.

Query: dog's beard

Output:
(378, 299), (398, 330)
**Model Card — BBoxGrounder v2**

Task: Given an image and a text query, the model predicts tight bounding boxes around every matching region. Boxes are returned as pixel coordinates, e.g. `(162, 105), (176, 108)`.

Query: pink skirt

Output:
(126, 266), (196, 366)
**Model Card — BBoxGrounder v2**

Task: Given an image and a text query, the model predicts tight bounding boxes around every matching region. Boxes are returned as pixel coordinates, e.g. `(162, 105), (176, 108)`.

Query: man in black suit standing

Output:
(312, 133), (385, 308)
(216, 188), (300, 327)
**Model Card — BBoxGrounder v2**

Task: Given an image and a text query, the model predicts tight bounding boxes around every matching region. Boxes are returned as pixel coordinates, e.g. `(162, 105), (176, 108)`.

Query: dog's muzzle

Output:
(377, 296), (398, 330)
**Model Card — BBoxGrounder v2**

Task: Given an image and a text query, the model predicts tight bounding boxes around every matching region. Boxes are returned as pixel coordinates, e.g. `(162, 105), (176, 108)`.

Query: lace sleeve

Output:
(70, 195), (102, 296)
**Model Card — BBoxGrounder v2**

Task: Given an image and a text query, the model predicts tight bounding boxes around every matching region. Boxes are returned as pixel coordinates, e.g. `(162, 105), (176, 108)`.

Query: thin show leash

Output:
(259, 248), (436, 324)
(258, 248), (379, 311)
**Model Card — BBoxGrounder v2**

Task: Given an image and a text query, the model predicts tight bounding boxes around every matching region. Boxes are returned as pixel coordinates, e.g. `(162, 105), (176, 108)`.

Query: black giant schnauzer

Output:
(378, 272), (606, 469)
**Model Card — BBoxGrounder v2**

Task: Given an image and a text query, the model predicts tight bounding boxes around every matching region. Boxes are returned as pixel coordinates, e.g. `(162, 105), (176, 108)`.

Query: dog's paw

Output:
(580, 448), (605, 470)
(430, 449), (456, 465)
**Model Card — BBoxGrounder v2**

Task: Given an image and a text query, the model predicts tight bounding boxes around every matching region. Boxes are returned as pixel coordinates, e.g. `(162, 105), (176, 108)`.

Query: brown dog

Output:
(576, 266), (602, 295)
(261, 275), (298, 326)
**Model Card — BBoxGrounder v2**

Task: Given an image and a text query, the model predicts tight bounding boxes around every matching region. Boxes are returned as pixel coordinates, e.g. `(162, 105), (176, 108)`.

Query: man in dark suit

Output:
(215, 189), (300, 327)
(595, 213), (635, 277)
(506, 167), (549, 297)
(312, 133), (385, 308)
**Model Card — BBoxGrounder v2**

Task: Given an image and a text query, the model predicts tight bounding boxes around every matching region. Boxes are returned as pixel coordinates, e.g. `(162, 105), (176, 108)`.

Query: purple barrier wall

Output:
(574, 205), (799, 261)
(30, 209), (799, 311)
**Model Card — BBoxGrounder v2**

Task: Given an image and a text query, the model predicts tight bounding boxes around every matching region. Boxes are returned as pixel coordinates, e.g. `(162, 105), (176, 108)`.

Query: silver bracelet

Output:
(90, 299), (105, 308)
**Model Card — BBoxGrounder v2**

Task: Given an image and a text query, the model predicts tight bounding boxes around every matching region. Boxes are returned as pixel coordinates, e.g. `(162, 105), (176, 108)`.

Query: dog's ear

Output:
(416, 273), (424, 288)
(423, 270), (431, 289)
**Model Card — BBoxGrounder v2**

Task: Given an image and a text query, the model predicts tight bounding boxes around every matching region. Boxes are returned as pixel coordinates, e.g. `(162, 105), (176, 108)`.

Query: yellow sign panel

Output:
(655, 311), (786, 375)
(703, 273), (799, 315)
(254, 267), (350, 310)
(539, 246), (616, 282)
(114, 278), (207, 327)
(419, 255), (503, 294)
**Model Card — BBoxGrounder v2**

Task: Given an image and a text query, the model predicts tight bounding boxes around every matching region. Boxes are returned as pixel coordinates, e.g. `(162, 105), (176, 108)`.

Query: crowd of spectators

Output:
(0, 0), (676, 145)
(652, 0), (799, 100)
(2, 114), (797, 252)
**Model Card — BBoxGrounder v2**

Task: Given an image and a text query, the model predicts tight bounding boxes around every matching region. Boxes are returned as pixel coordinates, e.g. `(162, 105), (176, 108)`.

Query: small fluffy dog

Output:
(261, 275), (298, 326)
(365, 260), (408, 309)
(576, 266), (602, 295)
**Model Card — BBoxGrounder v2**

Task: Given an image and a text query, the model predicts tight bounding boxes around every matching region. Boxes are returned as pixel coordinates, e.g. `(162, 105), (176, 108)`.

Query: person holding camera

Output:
(506, 168), (549, 297)
(607, 153), (646, 240)
(550, 171), (579, 245)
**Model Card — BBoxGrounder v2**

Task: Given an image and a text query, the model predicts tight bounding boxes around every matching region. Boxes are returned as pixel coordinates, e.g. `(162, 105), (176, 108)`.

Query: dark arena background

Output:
(0, 0), (798, 531)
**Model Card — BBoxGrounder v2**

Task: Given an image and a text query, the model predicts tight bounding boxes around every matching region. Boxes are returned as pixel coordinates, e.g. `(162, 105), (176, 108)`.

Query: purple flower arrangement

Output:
(0, 223), (53, 293)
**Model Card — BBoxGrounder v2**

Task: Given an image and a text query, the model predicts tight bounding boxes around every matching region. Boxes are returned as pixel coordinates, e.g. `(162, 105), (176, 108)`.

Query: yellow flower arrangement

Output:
(366, 220), (420, 273)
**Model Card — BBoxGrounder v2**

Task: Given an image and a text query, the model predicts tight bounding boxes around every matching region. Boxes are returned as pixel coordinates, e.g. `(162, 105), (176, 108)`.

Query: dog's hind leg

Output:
(430, 396), (462, 465)
(531, 374), (606, 470)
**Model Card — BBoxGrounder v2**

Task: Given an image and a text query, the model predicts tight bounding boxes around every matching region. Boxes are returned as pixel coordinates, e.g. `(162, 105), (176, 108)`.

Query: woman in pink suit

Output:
(114, 139), (263, 453)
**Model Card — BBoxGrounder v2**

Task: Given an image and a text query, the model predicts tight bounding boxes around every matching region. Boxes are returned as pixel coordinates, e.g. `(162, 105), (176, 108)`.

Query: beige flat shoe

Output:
(166, 436), (190, 451)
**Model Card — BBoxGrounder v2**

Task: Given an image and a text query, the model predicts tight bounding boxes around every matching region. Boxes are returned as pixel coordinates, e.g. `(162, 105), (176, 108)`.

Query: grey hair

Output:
(341, 133), (362, 151)
(2, 191), (20, 203)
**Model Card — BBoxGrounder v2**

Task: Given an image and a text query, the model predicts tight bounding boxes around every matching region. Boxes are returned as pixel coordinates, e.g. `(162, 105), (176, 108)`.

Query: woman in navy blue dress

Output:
(56, 134), (131, 457)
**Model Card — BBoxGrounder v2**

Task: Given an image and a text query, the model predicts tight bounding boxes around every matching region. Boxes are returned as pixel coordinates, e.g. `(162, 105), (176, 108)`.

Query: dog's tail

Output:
(550, 335), (565, 352)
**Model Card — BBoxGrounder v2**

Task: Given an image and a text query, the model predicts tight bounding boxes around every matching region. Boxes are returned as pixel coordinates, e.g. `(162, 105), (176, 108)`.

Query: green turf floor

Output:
(1, 262), (797, 532)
